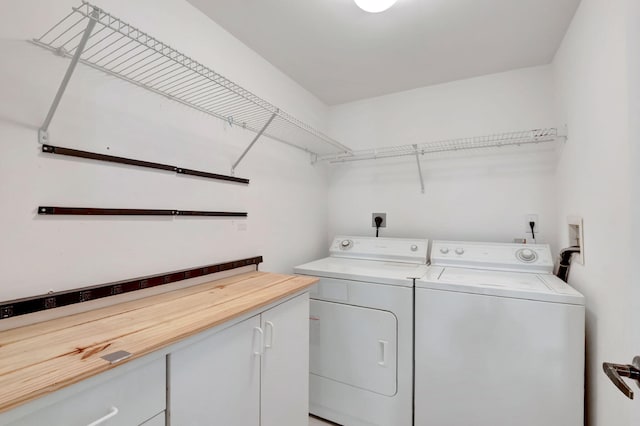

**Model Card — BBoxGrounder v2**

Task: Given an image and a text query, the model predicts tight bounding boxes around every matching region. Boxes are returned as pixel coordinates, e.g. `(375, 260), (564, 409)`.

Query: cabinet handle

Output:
(86, 406), (119, 426)
(253, 326), (264, 356)
(265, 321), (275, 349)
(378, 340), (388, 366)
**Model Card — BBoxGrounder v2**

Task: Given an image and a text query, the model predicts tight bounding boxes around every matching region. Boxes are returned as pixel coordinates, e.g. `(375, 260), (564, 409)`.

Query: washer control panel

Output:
(516, 248), (538, 262)
(339, 239), (353, 250)
(330, 236), (429, 264)
(431, 240), (553, 273)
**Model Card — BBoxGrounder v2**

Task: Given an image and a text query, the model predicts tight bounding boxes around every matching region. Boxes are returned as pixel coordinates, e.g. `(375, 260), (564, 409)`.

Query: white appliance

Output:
(294, 236), (429, 426)
(415, 240), (585, 426)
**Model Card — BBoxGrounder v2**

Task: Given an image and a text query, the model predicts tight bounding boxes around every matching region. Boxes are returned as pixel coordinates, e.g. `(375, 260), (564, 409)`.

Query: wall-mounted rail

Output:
(42, 144), (250, 184)
(38, 207), (247, 217)
(320, 128), (565, 193)
(33, 1), (352, 173)
(0, 256), (262, 319)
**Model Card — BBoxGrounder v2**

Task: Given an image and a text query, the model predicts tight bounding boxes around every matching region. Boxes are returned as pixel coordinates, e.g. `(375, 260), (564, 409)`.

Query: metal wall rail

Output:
(42, 144), (250, 184)
(319, 128), (565, 194)
(38, 207), (247, 217)
(0, 256), (263, 319)
(32, 2), (351, 172)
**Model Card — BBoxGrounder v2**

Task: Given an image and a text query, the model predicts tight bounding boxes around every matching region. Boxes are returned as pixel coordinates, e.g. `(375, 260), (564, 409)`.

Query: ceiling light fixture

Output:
(354, 0), (398, 13)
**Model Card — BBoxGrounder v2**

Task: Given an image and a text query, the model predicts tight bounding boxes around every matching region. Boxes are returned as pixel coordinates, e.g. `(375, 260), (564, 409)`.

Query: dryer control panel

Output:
(431, 240), (554, 274)
(330, 236), (428, 264)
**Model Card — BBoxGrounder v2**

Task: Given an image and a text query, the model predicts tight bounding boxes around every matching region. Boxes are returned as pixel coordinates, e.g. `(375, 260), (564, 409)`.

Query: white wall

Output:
(629, 0), (640, 423)
(552, 0), (634, 424)
(0, 0), (330, 302)
(327, 66), (560, 250)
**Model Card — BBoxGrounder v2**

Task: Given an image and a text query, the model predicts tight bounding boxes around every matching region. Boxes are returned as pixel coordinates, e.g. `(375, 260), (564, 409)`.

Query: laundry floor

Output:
(309, 415), (338, 425)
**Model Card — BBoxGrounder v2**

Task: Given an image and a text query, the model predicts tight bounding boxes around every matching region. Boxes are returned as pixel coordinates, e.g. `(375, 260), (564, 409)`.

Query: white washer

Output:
(415, 240), (585, 426)
(294, 236), (428, 426)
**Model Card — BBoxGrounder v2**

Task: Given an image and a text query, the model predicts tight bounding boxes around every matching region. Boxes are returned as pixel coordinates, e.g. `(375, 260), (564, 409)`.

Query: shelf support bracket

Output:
(413, 144), (425, 194)
(231, 111), (277, 174)
(38, 8), (98, 144)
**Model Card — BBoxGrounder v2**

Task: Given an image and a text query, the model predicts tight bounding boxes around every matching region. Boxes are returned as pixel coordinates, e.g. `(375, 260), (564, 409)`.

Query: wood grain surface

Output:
(0, 271), (317, 413)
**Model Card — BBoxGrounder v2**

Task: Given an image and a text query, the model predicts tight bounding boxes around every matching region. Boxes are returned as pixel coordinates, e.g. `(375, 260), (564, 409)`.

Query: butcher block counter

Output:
(0, 271), (317, 416)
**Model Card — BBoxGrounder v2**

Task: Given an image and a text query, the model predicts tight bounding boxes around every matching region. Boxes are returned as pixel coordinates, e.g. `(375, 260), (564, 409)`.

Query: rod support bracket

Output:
(38, 129), (50, 145)
(38, 7), (98, 144)
(231, 111), (278, 173)
(413, 144), (425, 194)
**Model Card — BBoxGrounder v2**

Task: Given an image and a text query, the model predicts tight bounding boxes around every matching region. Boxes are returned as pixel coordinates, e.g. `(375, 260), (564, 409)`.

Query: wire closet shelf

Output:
(32, 1), (352, 162)
(320, 128), (563, 163)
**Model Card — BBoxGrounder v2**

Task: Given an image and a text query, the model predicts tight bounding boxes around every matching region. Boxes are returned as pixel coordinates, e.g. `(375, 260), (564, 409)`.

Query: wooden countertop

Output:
(0, 271), (317, 413)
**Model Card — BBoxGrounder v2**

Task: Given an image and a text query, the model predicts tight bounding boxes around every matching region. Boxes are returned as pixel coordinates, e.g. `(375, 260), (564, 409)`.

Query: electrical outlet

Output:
(372, 213), (387, 228)
(525, 214), (539, 234)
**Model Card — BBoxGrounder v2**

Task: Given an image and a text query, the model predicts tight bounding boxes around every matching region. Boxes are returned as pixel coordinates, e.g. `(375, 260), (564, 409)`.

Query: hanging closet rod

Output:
(320, 128), (562, 163)
(42, 144), (250, 185)
(32, 1), (352, 160)
(38, 207), (247, 217)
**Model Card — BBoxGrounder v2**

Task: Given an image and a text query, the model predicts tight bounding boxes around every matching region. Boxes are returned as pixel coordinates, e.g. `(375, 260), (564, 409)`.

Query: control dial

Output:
(340, 239), (353, 250)
(455, 248), (465, 255)
(411, 244), (418, 252)
(516, 248), (538, 262)
(439, 247), (449, 254)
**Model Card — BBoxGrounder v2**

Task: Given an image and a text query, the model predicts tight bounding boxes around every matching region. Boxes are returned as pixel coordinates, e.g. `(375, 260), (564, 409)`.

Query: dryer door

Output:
(309, 299), (397, 396)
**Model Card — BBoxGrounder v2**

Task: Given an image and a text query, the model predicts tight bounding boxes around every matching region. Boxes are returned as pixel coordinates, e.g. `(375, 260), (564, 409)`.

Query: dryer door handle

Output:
(378, 340), (388, 366)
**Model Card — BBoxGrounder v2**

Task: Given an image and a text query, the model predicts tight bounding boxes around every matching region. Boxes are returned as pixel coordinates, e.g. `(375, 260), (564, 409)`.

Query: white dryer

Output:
(415, 240), (585, 426)
(294, 236), (428, 426)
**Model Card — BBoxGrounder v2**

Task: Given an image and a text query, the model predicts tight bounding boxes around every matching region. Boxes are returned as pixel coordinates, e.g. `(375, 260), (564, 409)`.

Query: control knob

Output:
(411, 244), (418, 252)
(440, 247), (449, 254)
(455, 248), (465, 255)
(340, 239), (353, 250)
(516, 248), (538, 262)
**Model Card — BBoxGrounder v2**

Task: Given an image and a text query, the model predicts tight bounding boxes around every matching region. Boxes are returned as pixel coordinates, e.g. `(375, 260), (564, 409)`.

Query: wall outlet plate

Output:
(372, 213), (387, 228)
(525, 214), (539, 234)
(567, 215), (584, 265)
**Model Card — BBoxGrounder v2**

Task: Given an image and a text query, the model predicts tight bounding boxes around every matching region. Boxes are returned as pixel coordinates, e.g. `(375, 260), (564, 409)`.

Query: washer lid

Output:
(294, 257), (427, 287)
(417, 266), (584, 305)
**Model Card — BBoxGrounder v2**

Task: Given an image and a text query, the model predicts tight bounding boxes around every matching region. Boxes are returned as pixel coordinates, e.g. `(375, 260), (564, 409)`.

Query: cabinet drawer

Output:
(5, 356), (165, 426)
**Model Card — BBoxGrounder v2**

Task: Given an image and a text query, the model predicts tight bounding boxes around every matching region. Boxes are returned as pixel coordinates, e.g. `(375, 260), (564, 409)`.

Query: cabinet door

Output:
(169, 316), (261, 426)
(260, 293), (309, 426)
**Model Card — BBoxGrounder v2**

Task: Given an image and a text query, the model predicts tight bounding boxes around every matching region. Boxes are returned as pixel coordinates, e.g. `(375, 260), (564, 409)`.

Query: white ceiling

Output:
(187, 0), (581, 105)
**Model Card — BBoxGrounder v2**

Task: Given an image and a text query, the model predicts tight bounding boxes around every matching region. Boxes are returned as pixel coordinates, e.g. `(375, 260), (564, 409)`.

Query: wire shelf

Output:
(319, 128), (562, 163)
(32, 1), (351, 158)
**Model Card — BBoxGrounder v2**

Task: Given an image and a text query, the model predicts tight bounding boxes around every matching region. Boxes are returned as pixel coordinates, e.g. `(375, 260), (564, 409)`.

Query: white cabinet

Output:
(0, 291), (310, 426)
(169, 315), (261, 426)
(169, 292), (309, 426)
(1, 355), (165, 426)
(260, 293), (309, 426)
